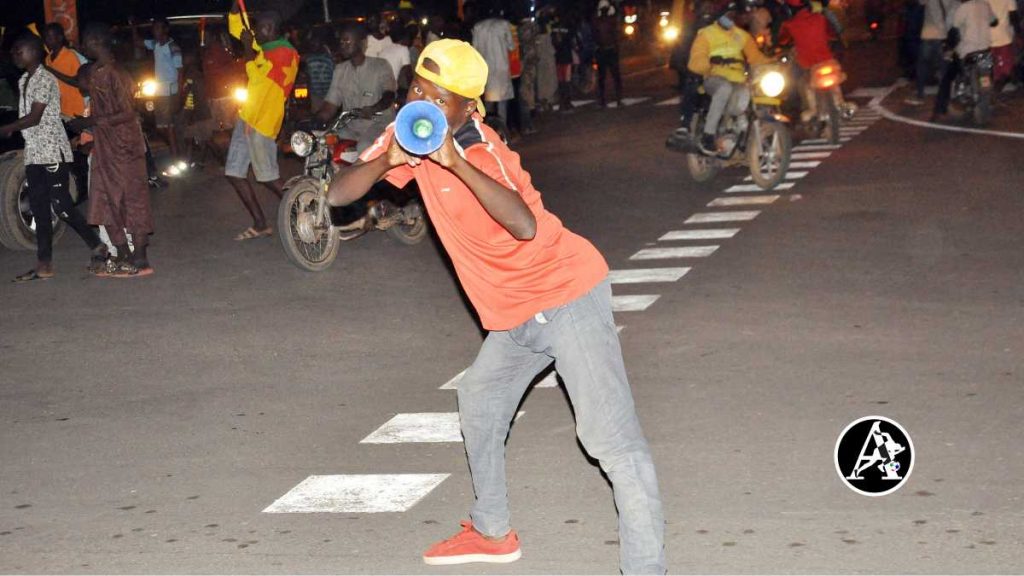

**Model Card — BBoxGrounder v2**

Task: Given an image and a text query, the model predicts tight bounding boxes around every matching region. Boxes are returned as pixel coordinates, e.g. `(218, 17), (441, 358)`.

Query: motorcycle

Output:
(278, 111), (429, 272)
(806, 59), (856, 144)
(684, 61), (793, 190)
(951, 49), (994, 125)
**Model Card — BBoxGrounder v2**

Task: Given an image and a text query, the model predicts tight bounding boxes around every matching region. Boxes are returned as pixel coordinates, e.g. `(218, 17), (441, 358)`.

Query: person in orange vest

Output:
(41, 22), (91, 203)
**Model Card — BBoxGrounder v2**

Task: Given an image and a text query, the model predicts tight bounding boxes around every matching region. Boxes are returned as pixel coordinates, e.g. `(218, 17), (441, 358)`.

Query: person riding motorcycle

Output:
(777, 0), (854, 123)
(688, 3), (773, 153)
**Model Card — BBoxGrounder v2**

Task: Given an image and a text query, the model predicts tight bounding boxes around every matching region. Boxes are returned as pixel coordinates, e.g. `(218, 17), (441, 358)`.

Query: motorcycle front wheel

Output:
(747, 120), (792, 190)
(278, 176), (341, 272)
(973, 76), (993, 125)
(823, 92), (841, 144)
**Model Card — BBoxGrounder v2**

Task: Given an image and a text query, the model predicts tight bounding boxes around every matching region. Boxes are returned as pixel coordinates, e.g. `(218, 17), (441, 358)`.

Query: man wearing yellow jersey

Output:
(688, 3), (771, 153)
(224, 0), (299, 241)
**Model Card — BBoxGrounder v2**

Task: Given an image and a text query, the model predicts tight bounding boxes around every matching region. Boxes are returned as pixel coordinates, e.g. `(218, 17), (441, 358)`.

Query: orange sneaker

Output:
(422, 520), (522, 566)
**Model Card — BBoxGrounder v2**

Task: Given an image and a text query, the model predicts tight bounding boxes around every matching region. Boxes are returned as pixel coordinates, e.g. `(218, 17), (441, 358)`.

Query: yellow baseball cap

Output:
(415, 39), (489, 117)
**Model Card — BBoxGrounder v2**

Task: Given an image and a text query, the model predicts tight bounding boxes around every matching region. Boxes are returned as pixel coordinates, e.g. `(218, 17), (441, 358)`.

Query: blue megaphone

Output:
(394, 100), (448, 156)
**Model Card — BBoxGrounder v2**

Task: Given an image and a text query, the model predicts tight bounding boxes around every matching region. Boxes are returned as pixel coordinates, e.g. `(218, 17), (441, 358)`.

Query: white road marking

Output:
(630, 246), (719, 259)
(362, 412), (524, 443)
(659, 228), (740, 240)
(607, 97), (650, 107)
(848, 87), (893, 98)
(440, 370), (466, 390)
(656, 96), (682, 106)
(263, 474), (449, 513)
(791, 151), (833, 160)
(839, 127), (869, 133)
(708, 195), (780, 207)
(875, 100), (1024, 140)
(724, 182), (795, 193)
(743, 171), (807, 181)
(611, 295), (660, 312)
(792, 144), (843, 152)
(800, 138), (851, 144)
(535, 370), (560, 388)
(608, 267), (691, 283)
(789, 161), (822, 168)
(685, 211), (761, 224)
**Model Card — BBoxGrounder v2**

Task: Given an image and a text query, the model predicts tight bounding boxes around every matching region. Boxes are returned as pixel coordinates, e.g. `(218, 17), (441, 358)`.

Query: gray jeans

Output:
(456, 279), (666, 574)
(703, 76), (750, 136)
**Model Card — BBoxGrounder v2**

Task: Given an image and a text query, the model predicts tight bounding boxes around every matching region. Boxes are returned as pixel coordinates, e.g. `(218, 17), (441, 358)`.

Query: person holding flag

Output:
(224, 0), (299, 240)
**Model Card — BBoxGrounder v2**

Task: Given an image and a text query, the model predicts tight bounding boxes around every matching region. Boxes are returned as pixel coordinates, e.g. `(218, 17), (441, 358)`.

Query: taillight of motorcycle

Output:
(812, 63), (846, 90)
(332, 138), (360, 165)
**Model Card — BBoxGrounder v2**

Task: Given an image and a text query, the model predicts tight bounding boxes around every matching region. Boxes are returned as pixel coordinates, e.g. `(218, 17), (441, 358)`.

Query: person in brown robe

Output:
(72, 22), (154, 277)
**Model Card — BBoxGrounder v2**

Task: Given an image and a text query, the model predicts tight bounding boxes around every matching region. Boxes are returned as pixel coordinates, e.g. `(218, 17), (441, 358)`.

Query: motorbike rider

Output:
(316, 23), (396, 153)
(777, 0), (853, 122)
(688, 1), (773, 153)
(932, 0), (997, 121)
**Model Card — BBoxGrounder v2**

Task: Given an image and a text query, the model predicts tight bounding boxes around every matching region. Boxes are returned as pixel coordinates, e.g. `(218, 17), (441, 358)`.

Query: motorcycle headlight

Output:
(290, 131), (315, 157)
(759, 71), (786, 98)
(661, 25), (680, 42)
(233, 87), (248, 103)
(140, 79), (158, 97)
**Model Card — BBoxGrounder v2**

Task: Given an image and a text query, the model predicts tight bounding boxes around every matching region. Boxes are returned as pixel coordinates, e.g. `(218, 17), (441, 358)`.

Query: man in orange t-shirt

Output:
(328, 40), (665, 574)
(42, 23), (87, 119)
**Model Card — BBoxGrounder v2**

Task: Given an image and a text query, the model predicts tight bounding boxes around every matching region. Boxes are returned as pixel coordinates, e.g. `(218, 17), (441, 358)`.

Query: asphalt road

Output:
(1, 40), (1023, 574)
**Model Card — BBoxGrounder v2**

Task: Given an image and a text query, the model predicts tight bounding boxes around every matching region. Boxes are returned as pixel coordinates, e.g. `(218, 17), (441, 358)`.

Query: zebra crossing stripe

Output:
(361, 412), (524, 444)
(708, 195), (779, 207)
(800, 138), (851, 144)
(791, 151), (833, 160)
(685, 211), (760, 223)
(611, 295), (660, 312)
(725, 183), (795, 193)
(793, 144), (843, 152)
(789, 161), (822, 168)
(656, 96), (682, 106)
(263, 474), (450, 513)
(659, 228), (740, 240)
(743, 172), (807, 182)
(608, 267), (691, 283)
(630, 246), (719, 260)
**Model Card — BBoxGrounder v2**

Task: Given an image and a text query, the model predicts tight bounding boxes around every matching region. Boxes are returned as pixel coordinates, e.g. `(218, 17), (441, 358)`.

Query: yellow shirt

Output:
(228, 12), (299, 138)
(688, 24), (770, 83)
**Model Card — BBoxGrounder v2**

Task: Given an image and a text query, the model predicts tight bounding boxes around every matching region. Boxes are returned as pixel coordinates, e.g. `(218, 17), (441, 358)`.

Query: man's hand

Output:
(356, 106), (376, 119)
(386, 135), (421, 168)
(240, 28), (254, 48)
(229, 0), (240, 14)
(0, 126), (14, 139)
(427, 129), (461, 170)
(66, 116), (91, 133)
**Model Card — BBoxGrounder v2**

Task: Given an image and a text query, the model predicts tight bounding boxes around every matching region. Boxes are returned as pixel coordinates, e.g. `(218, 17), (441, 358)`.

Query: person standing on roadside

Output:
(906, 0), (959, 104)
(986, 0), (1019, 91)
(472, 6), (515, 122)
(132, 17), (184, 161)
(224, 0), (299, 241)
(303, 28), (336, 113)
(593, 0), (623, 107)
(0, 35), (106, 282)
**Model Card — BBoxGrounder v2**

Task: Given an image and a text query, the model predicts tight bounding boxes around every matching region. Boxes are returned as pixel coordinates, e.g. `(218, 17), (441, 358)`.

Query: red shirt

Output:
(360, 116), (609, 331)
(779, 10), (835, 69)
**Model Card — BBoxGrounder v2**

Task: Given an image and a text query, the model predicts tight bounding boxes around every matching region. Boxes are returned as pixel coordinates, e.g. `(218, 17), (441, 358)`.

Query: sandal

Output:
(13, 269), (54, 283)
(87, 246), (110, 274)
(235, 226), (273, 241)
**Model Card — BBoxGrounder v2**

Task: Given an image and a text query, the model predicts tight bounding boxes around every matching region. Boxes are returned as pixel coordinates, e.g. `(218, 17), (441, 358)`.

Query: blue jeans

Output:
(457, 279), (666, 574)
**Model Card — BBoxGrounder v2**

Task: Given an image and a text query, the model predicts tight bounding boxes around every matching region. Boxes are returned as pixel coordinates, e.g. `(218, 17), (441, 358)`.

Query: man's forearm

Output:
(327, 155), (393, 206)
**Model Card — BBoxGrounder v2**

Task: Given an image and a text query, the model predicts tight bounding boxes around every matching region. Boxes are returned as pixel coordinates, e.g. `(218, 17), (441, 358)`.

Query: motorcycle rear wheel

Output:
(278, 176), (341, 272)
(386, 210), (429, 245)
(973, 90), (992, 126)
(824, 93), (841, 145)
(747, 121), (791, 190)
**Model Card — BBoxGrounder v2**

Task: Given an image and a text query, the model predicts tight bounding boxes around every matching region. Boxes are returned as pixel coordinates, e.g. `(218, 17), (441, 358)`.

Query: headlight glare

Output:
(759, 71), (786, 98)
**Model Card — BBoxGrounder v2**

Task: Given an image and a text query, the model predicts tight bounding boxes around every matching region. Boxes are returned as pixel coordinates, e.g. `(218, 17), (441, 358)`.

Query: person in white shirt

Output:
(907, 0), (959, 104)
(932, 0), (997, 118)
(986, 0), (1019, 89)
(472, 9), (515, 122)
